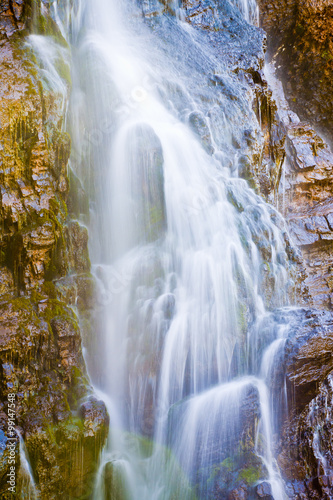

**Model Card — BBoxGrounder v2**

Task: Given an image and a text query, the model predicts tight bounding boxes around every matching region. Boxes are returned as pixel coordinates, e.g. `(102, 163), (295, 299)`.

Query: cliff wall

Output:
(0, 2), (108, 498)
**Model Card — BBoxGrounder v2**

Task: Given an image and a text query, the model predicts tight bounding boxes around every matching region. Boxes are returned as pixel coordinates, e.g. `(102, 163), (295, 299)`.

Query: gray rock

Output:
(256, 480), (273, 499)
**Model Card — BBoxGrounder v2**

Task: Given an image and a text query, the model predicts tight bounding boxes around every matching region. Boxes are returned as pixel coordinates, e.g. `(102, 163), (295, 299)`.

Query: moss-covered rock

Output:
(206, 452), (268, 499)
(24, 397), (109, 499)
(0, 4), (108, 498)
(0, 292), (108, 498)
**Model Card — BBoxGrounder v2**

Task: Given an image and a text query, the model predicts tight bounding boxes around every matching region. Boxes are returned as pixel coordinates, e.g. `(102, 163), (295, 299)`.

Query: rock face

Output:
(0, 0), (29, 36)
(285, 130), (333, 311)
(279, 318), (333, 499)
(247, 307), (333, 499)
(258, 56), (333, 496)
(0, 2), (108, 498)
(282, 309), (333, 411)
(257, 61), (333, 310)
(258, 0), (333, 143)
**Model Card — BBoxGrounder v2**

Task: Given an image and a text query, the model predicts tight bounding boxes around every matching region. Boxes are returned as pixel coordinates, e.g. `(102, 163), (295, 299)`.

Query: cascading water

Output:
(17, 434), (38, 500)
(230, 0), (259, 25)
(63, 0), (295, 498)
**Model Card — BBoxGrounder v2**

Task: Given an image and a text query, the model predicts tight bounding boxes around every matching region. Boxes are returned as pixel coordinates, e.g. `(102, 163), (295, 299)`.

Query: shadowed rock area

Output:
(258, 0), (333, 144)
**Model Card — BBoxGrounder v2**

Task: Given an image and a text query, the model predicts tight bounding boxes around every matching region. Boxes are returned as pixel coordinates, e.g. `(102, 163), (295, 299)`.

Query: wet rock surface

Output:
(233, 49), (333, 492)
(0, 4), (108, 498)
(245, 306), (333, 497)
(258, 0), (333, 144)
(0, 297), (107, 498)
(257, 61), (333, 311)
(278, 377), (333, 500)
(259, 26), (333, 500)
(0, 34), (71, 291)
(255, 481), (273, 499)
(277, 101), (333, 310)
(281, 308), (333, 410)
(0, 0), (29, 36)
(284, 122), (333, 311)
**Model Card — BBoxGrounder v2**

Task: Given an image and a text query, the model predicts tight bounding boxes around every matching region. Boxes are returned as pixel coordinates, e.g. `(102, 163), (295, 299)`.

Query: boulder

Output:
(80, 397), (110, 439)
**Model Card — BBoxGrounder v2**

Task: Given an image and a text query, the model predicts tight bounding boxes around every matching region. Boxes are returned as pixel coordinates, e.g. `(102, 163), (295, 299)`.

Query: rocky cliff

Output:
(0, 2), (108, 498)
(256, 1), (333, 498)
(258, 0), (333, 144)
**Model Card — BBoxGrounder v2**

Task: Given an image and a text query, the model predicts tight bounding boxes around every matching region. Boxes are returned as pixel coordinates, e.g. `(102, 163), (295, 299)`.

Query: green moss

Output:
(68, 168), (90, 218)
(67, 366), (91, 409)
(321, 51), (333, 62)
(227, 188), (244, 213)
(29, 289), (46, 303)
(41, 281), (57, 299)
(261, 261), (270, 273)
(205, 450), (267, 495)
(39, 299), (76, 323)
(149, 204), (165, 228)
(34, 14), (69, 49)
(0, 248), (6, 265)
(103, 461), (130, 500)
(207, 456), (236, 486)
(52, 129), (72, 177)
(221, 457), (236, 472)
(238, 465), (261, 485)
(5, 296), (34, 313)
(54, 417), (85, 440)
(25, 408), (106, 499)
(55, 57), (71, 86)
(295, 23), (305, 36)
(48, 194), (69, 225)
(237, 301), (248, 336)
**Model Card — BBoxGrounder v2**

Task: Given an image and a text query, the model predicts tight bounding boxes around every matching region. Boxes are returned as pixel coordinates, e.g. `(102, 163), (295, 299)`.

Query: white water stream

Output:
(18, 433), (38, 499)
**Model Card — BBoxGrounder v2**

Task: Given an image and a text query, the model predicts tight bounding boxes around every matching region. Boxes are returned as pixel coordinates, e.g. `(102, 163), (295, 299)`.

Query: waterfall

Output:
(18, 434), (39, 499)
(229, 0), (259, 24)
(63, 0), (292, 498)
